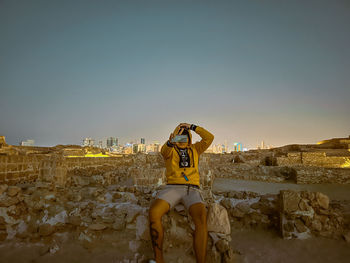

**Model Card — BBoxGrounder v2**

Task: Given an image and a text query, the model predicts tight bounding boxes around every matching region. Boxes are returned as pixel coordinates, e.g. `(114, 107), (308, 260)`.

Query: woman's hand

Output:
(179, 123), (191, 129)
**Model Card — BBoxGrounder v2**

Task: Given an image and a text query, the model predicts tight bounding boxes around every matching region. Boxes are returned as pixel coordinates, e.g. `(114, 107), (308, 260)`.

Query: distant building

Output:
(133, 144), (138, 154)
(141, 138), (145, 144)
(133, 143), (146, 153)
(107, 137), (118, 148)
(205, 144), (225, 154)
(146, 142), (160, 153)
(82, 138), (94, 147)
(233, 142), (243, 152)
(123, 146), (132, 154)
(20, 139), (35, 146)
(98, 141), (103, 148)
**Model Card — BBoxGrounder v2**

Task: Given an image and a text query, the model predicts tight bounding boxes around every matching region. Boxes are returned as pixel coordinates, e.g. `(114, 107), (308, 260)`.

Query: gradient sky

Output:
(1, 0), (349, 148)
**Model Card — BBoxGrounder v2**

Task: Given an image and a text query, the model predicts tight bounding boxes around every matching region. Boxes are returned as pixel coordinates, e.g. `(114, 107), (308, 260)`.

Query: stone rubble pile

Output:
(0, 181), (241, 262)
(280, 190), (345, 239)
(216, 190), (279, 230)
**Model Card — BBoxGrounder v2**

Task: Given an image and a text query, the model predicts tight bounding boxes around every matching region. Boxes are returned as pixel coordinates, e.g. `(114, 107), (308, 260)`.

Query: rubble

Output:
(0, 143), (349, 261)
(280, 190), (344, 239)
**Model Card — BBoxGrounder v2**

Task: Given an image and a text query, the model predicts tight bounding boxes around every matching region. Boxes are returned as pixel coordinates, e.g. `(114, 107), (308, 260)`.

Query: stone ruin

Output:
(279, 190), (344, 239)
(0, 138), (350, 262)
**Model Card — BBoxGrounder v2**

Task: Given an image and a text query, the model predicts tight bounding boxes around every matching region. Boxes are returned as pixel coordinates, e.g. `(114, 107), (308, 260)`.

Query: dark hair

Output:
(180, 128), (190, 142)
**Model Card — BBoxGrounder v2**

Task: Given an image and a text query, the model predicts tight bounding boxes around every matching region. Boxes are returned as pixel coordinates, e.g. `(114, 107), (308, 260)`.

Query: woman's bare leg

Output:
(189, 203), (207, 263)
(149, 199), (170, 263)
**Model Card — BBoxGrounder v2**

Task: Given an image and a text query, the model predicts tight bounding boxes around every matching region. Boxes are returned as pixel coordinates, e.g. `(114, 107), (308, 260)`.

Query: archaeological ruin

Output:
(0, 135), (349, 262)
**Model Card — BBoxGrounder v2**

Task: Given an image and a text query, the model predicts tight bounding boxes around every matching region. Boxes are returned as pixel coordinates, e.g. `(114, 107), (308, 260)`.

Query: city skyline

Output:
(1, 0), (349, 149)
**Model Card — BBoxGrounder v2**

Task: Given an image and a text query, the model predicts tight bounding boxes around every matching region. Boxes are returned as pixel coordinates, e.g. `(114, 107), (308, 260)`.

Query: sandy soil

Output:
(230, 228), (350, 263)
(0, 228), (349, 263)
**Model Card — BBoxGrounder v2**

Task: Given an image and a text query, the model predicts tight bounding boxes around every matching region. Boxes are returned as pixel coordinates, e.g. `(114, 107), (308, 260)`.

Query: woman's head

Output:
(172, 125), (191, 148)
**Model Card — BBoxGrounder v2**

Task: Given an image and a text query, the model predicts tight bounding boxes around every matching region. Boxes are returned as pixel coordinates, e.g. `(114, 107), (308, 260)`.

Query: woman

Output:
(149, 123), (214, 263)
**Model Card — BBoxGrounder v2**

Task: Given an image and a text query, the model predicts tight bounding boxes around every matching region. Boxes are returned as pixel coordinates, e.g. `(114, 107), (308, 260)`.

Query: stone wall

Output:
(277, 152), (350, 168)
(280, 190), (344, 239)
(295, 166), (350, 184)
(2, 151), (350, 187)
(0, 155), (44, 185)
(0, 176), (349, 262)
(216, 189), (348, 240)
(0, 153), (217, 190)
(216, 190), (279, 229)
(0, 181), (238, 262)
(0, 154), (165, 188)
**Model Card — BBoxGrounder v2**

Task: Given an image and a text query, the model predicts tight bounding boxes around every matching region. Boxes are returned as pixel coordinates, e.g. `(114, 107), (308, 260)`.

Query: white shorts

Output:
(155, 184), (206, 210)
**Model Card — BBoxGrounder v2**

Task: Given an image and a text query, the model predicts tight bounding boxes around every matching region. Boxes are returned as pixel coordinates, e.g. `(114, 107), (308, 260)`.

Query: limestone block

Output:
(72, 176), (90, 186)
(0, 184), (8, 195)
(281, 190), (300, 213)
(316, 192), (329, 210)
(7, 186), (21, 197)
(236, 202), (251, 214)
(0, 196), (20, 207)
(88, 223), (107, 230)
(112, 217), (126, 230)
(215, 239), (230, 253)
(125, 205), (144, 223)
(294, 219), (307, 233)
(39, 224), (55, 236)
(230, 208), (245, 218)
(207, 203), (231, 235)
(68, 216), (81, 226)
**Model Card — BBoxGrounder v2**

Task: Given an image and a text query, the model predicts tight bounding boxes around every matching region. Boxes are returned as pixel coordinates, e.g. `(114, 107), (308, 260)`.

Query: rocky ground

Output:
(0, 180), (349, 263)
(1, 227), (349, 263)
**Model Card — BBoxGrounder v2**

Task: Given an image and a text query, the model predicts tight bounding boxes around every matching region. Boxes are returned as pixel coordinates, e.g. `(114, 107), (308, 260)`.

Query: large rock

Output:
(113, 216), (126, 230)
(88, 223), (107, 230)
(0, 185), (8, 195)
(7, 186), (21, 197)
(207, 203), (231, 235)
(39, 224), (55, 236)
(316, 192), (329, 210)
(215, 239), (230, 253)
(125, 205), (143, 223)
(0, 196), (20, 207)
(294, 219), (307, 233)
(281, 190), (300, 213)
(236, 202), (250, 214)
(68, 216), (81, 226)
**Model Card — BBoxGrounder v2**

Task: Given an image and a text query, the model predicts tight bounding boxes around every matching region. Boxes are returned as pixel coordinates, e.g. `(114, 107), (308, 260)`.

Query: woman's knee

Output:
(149, 199), (170, 222)
(190, 203), (207, 226)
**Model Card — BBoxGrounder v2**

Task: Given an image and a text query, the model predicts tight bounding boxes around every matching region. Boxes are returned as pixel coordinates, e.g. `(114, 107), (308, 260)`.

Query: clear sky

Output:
(1, 0), (349, 148)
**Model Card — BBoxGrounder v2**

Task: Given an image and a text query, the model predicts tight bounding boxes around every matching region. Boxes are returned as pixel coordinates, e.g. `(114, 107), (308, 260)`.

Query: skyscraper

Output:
(20, 139), (35, 146)
(107, 137), (118, 148)
(82, 138), (94, 147)
(141, 138), (145, 145)
(233, 142), (243, 152)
